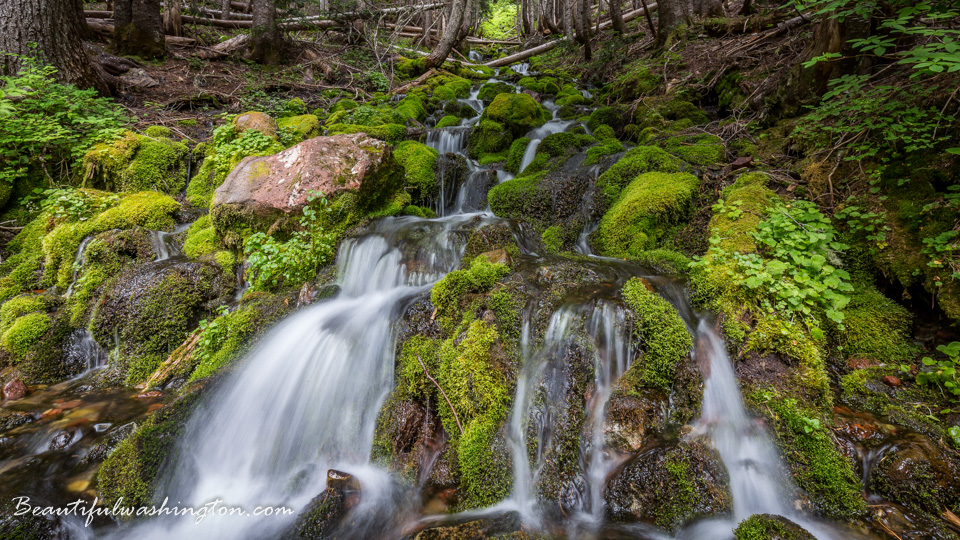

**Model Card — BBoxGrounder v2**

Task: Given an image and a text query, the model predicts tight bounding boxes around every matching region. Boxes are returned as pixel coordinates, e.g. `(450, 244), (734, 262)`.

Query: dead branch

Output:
(417, 354), (463, 434)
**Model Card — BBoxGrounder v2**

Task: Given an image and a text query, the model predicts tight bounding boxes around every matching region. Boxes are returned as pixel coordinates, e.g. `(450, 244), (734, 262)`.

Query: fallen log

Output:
(390, 68), (437, 95)
(86, 18), (197, 44)
(483, 3), (656, 67)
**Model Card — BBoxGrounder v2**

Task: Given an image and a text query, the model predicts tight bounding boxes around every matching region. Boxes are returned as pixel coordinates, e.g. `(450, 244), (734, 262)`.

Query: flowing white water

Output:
(511, 63), (531, 76)
(682, 319), (838, 540)
(65, 236), (95, 297)
(64, 329), (108, 376)
(121, 214), (487, 540)
(517, 103), (572, 174)
(149, 222), (192, 262)
(426, 126), (470, 155)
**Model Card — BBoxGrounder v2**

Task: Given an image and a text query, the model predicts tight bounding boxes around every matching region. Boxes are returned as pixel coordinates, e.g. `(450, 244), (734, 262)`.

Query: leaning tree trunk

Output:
(656, 0), (692, 47)
(425, 0), (467, 67)
(250, 0), (282, 64)
(114, 0), (165, 59)
(0, 0), (107, 93)
(609, 0), (626, 33)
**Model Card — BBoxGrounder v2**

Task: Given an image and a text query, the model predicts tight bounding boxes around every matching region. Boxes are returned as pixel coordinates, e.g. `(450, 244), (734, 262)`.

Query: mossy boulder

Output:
(81, 131), (189, 194)
(277, 114), (321, 144)
(836, 285), (917, 364)
(733, 514), (816, 540)
(186, 124), (284, 208)
(394, 95), (427, 122)
(594, 172), (699, 258)
(663, 133), (726, 166)
(467, 119), (512, 160)
(89, 260), (232, 384)
(393, 141), (439, 206)
(483, 93), (550, 138)
(594, 146), (683, 208)
(1, 312), (50, 359)
(209, 134), (403, 243)
(435, 115), (460, 129)
(477, 81), (515, 103)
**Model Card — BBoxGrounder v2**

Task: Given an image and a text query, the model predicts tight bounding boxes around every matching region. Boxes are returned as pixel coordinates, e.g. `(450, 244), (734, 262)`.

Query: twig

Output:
(417, 353), (463, 434)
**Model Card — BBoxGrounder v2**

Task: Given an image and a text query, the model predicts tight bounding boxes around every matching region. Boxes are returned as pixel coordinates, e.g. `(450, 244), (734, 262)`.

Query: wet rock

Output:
(732, 514), (816, 539)
(373, 396), (454, 489)
(882, 375), (901, 387)
(476, 249), (512, 266)
(291, 469), (361, 539)
(211, 134), (402, 235)
(464, 223), (525, 258)
(605, 438), (730, 532)
(0, 498), (62, 539)
(604, 389), (668, 452)
(233, 111), (278, 138)
(49, 429), (77, 451)
(0, 409), (32, 431)
(868, 432), (960, 516)
(2, 379), (27, 400)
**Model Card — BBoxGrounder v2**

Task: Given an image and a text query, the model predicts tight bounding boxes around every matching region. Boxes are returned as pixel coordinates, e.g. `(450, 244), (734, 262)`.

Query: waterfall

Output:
(120, 214), (489, 540)
(682, 320), (839, 540)
(517, 103), (572, 174)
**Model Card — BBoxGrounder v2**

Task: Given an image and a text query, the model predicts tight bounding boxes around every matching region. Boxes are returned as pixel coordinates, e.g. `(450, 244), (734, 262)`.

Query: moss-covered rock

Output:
(505, 137), (530, 174)
(483, 93), (550, 138)
(1, 312), (50, 359)
(467, 119), (512, 160)
(186, 125), (283, 208)
(836, 285), (917, 364)
(733, 514), (816, 540)
(81, 131), (189, 194)
(594, 146), (683, 208)
(435, 115), (460, 129)
(594, 172), (699, 258)
(277, 114), (321, 145)
(619, 277), (694, 390)
(325, 123), (406, 143)
(96, 389), (205, 509)
(233, 111), (279, 139)
(748, 389), (866, 519)
(41, 191), (181, 290)
(663, 133), (726, 166)
(612, 60), (662, 100)
(395, 95), (427, 122)
(477, 81), (515, 103)
(393, 141), (439, 206)
(89, 260), (232, 384)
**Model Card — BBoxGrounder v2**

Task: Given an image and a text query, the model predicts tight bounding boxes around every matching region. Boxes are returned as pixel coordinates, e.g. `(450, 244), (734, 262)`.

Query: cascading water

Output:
(517, 101), (572, 174)
(149, 222), (192, 262)
(678, 319), (840, 540)
(119, 214), (491, 540)
(65, 236), (96, 297)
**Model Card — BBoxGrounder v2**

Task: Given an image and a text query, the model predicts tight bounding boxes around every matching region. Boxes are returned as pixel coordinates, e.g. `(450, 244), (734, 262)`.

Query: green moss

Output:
(395, 57), (427, 79)
(331, 99), (359, 113)
(658, 99), (709, 125)
(81, 131), (189, 194)
(733, 514), (815, 540)
(96, 390), (204, 509)
(0, 295), (46, 334)
(595, 172), (699, 258)
(541, 225), (563, 253)
(619, 278), (693, 390)
(430, 256), (510, 330)
(632, 249), (693, 274)
(41, 191), (180, 290)
(477, 81), (515, 102)
(585, 138), (624, 165)
(750, 389), (866, 519)
(0, 218), (45, 302)
(437, 320), (511, 508)
(433, 86), (456, 101)
(517, 77), (542, 93)
(1, 312), (50, 359)
(593, 124), (616, 140)
(144, 126), (172, 138)
(595, 146), (683, 207)
(663, 133), (725, 166)
(505, 137), (530, 173)
(746, 315), (829, 398)
(487, 172), (550, 231)
(326, 123), (406, 143)
(836, 286), (917, 363)
(536, 132), (595, 157)
(587, 106), (628, 132)
(478, 151), (508, 165)
(395, 95), (427, 121)
(468, 119), (512, 159)
(277, 114), (320, 144)
(483, 93), (550, 137)
(185, 126), (283, 208)
(393, 141), (439, 205)
(555, 93), (587, 106)
(182, 215), (219, 259)
(435, 115), (460, 129)
(325, 104), (406, 128)
(612, 60), (661, 100)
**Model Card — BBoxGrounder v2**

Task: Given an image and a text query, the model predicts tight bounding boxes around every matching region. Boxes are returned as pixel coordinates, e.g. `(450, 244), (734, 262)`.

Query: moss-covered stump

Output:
(209, 134), (404, 245)
(605, 439), (730, 531)
(96, 388), (205, 509)
(81, 130), (189, 194)
(594, 172), (699, 258)
(89, 260), (232, 384)
(290, 470), (359, 540)
(733, 514), (816, 540)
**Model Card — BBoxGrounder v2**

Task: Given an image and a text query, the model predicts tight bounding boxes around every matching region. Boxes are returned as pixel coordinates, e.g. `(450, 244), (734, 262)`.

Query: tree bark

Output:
(576, 0), (592, 59)
(250, 0), (282, 64)
(692, 0), (722, 18)
(113, 0), (165, 59)
(220, 0), (232, 20)
(656, 0), (691, 47)
(609, 0), (625, 32)
(0, 0), (107, 93)
(563, 0), (575, 42)
(424, 0), (467, 67)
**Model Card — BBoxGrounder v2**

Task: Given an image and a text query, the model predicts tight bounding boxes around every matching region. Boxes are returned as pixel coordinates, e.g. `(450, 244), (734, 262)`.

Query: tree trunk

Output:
(221, 0), (232, 19)
(163, 1), (183, 36)
(656, 0), (691, 48)
(576, 0), (591, 59)
(563, 0), (575, 42)
(693, 0), (722, 18)
(113, 0), (165, 58)
(609, 0), (625, 32)
(738, 0), (751, 16)
(250, 0), (282, 64)
(0, 0), (107, 93)
(425, 0), (467, 67)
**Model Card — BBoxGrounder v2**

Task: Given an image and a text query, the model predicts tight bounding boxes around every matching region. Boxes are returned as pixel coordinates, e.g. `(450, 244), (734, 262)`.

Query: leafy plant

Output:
(698, 199), (854, 326)
(834, 199), (891, 252)
(917, 342), (960, 408)
(0, 56), (128, 185)
(243, 190), (336, 291)
(33, 187), (119, 221)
